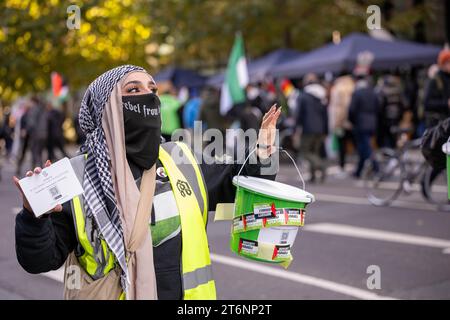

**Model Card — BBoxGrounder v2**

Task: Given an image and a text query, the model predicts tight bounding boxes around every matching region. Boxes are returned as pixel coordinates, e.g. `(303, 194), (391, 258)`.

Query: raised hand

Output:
(257, 104), (282, 159)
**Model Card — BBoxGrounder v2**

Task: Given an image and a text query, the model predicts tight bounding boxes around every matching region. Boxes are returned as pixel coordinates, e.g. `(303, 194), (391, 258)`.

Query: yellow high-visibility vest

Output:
(69, 141), (216, 300)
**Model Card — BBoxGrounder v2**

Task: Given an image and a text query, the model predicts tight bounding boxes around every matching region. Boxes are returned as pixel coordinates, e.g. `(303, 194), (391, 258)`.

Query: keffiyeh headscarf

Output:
(78, 65), (146, 291)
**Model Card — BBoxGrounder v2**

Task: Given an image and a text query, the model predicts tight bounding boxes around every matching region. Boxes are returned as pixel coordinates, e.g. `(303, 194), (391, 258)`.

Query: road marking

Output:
(355, 181), (447, 193)
(314, 193), (438, 212)
(40, 255), (396, 300)
(42, 268), (64, 283)
(210, 253), (396, 300)
(304, 223), (450, 248)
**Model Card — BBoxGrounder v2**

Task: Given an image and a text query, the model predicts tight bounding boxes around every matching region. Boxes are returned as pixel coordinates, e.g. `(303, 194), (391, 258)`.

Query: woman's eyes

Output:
(125, 85), (158, 94)
(126, 86), (139, 93)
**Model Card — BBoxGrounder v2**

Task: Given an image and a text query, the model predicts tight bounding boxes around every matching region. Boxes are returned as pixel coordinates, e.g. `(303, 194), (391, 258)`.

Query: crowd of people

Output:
(0, 48), (449, 183)
(0, 96), (68, 178)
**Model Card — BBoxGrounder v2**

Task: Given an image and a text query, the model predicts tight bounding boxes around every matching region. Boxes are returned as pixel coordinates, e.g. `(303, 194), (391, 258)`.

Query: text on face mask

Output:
(123, 101), (159, 117)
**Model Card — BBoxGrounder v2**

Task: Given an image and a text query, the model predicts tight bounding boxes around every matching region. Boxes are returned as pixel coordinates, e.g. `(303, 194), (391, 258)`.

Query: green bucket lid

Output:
(232, 176), (315, 203)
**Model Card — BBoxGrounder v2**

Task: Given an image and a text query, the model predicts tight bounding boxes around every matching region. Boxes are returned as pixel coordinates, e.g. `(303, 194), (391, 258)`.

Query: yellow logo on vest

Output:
(176, 179), (192, 197)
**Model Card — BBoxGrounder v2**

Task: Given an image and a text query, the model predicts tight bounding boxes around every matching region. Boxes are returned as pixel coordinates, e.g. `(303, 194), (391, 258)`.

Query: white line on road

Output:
(304, 223), (450, 249)
(314, 193), (438, 212)
(210, 253), (396, 300)
(39, 254), (396, 300)
(354, 181), (447, 193)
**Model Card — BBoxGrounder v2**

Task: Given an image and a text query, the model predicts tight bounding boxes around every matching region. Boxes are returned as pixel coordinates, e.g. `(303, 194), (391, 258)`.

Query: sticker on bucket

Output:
(273, 244), (291, 260)
(232, 209), (305, 233)
(253, 203), (275, 217)
(237, 237), (292, 262)
(238, 239), (258, 256)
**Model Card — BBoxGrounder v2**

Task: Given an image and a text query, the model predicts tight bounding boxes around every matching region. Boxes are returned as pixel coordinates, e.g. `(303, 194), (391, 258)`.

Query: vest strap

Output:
(159, 142), (216, 300)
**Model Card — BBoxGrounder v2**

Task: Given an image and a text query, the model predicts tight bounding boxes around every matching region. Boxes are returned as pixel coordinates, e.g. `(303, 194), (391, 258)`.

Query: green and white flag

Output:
(220, 33), (249, 115)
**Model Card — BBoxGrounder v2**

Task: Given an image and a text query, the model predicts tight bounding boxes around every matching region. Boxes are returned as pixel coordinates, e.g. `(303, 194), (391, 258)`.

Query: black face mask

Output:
(122, 93), (161, 170)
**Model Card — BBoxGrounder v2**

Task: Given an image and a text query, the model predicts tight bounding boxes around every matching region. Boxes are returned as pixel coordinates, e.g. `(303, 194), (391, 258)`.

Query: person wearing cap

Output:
(424, 48), (450, 128)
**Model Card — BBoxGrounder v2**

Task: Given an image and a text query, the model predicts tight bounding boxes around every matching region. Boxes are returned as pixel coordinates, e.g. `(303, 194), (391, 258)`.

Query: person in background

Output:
(28, 97), (49, 168)
(0, 109), (14, 181)
(328, 75), (355, 175)
(0, 109), (14, 159)
(159, 89), (182, 141)
(47, 102), (68, 162)
(424, 48), (450, 128)
(421, 117), (450, 171)
(296, 73), (328, 183)
(376, 74), (408, 148)
(182, 90), (201, 130)
(199, 86), (227, 135)
(16, 97), (48, 174)
(246, 83), (264, 113)
(348, 74), (379, 178)
(260, 81), (278, 114)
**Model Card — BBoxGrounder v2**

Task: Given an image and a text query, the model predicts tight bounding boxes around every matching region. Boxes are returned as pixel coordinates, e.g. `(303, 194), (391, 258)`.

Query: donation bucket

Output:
(227, 147), (315, 268)
(213, 146), (316, 268)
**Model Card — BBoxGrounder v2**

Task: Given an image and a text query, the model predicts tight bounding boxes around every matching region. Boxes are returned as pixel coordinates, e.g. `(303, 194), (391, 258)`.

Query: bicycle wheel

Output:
(422, 165), (450, 211)
(363, 148), (404, 206)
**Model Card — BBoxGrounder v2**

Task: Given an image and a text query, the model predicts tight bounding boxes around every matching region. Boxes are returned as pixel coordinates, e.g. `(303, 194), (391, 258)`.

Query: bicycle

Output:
(362, 137), (449, 211)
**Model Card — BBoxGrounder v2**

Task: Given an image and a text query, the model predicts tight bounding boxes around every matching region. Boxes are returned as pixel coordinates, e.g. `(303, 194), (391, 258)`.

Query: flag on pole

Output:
(51, 72), (63, 97)
(220, 33), (249, 115)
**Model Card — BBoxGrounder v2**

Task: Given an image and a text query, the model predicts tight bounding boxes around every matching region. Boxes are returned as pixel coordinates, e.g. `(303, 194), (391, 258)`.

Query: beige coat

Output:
(329, 76), (355, 133)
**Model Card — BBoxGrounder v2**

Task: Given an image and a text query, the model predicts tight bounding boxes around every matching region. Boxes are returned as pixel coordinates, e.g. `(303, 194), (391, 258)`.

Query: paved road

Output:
(1, 154), (449, 300)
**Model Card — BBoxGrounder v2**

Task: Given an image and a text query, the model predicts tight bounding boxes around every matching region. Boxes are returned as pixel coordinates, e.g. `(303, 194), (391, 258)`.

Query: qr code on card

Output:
(49, 185), (62, 200)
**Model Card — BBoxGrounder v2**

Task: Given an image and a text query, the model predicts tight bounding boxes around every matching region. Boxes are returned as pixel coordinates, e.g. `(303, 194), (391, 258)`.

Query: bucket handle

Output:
(235, 144), (306, 192)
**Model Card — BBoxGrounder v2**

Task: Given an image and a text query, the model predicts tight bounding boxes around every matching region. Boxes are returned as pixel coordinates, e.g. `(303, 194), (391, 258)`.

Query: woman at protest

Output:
(13, 65), (280, 300)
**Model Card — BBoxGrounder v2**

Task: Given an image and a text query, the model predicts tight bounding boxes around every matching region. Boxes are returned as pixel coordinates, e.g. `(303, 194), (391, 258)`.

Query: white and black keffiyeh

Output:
(78, 65), (145, 290)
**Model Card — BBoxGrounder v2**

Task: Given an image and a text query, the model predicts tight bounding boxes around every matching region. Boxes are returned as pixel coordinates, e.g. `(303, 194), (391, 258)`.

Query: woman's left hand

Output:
(257, 104), (281, 159)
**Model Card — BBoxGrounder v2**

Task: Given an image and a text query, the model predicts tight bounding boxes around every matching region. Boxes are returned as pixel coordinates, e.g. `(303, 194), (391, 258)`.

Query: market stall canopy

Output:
(270, 32), (441, 78)
(206, 48), (303, 87)
(249, 48), (303, 81)
(153, 66), (206, 88)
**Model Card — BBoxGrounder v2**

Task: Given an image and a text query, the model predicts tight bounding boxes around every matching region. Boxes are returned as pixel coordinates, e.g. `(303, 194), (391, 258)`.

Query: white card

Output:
(18, 157), (84, 217)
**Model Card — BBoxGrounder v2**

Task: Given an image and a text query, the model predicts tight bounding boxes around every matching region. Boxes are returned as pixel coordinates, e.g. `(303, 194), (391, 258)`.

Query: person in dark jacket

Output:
(421, 117), (450, 170)
(376, 74), (408, 148)
(199, 86), (228, 134)
(420, 117), (450, 198)
(296, 73), (328, 183)
(424, 49), (450, 128)
(13, 66), (280, 300)
(348, 75), (379, 178)
(46, 103), (68, 162)
(15, 146), (274, 299)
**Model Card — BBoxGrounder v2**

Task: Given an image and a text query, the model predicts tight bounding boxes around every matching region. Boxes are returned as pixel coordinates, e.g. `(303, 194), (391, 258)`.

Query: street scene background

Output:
(1, 0), (450, 299)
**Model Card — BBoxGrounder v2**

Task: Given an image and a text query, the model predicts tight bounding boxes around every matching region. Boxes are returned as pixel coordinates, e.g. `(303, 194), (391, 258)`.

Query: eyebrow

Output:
(123, 80), (157, 87)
